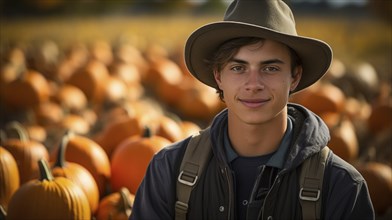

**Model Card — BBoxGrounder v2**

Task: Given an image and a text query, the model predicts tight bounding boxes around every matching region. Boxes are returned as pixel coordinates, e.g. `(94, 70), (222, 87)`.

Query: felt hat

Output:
(184, 0), (332, 93)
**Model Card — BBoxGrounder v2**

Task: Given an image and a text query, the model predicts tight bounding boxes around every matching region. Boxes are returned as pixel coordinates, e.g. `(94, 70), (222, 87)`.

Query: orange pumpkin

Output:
(155, 115), (183, 143)
(57, 114), (91, 135)
(320, 113), (359, 163)
(145, 57), (183, 89)
(66, 59), (109, 105)
(1, 69), (50, 110)
(96, 187), (135, 220)
(356, 162), (392, 215)
(33, 101), (64, 127)
(290, 82), (346, 115)
(90, 40), (113, 66)
(103, 75), (128, 105)
(50, 132), (110, 197)
(112, 43), (148, 78)
(179, 120), (201, 138)
(110, 128), (172, 194)
(0, 146), (20, 211)
(94, 114), (144, 157)
(54, 84), (88, 112)
(176, 82), (223, 120)
(2, 122), (49, 184)
(367, 103), (392, 135)
(24, 124), (47, 143)
(7, 159), (91, 220)
(51, 133), (100, 214)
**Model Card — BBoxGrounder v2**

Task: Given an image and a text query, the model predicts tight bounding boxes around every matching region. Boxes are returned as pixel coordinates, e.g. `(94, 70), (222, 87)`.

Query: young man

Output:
(130, 1), (375, 219)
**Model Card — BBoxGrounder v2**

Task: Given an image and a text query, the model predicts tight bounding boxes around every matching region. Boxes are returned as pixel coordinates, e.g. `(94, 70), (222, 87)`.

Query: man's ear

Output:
(290, 65), (303, 91)
(213, 70), (222, 88)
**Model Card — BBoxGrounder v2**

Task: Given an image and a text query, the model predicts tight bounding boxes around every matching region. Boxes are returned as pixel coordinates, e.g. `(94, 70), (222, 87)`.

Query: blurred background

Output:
(0, 0), (391, 219)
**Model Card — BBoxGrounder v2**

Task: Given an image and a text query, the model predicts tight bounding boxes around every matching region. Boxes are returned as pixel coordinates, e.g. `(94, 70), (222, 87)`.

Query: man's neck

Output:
(227, 112), (288, 157)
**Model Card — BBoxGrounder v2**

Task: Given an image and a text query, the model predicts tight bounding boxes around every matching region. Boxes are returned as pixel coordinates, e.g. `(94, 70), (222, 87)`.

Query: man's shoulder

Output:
(154, 137), (191, 161)
(327, 152), (365, 183)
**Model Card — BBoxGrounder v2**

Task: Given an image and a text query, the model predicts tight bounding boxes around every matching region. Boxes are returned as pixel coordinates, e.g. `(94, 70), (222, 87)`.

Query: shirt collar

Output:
(224, 117), (293, 169)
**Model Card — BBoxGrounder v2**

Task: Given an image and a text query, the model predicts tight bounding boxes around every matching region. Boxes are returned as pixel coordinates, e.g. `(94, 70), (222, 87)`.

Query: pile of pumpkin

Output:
(0, 39), (221, 219)
(0, 38), (391, 219)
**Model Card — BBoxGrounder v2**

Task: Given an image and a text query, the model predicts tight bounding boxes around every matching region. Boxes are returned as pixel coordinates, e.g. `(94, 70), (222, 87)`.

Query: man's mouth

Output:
(239, 98), (270, 108)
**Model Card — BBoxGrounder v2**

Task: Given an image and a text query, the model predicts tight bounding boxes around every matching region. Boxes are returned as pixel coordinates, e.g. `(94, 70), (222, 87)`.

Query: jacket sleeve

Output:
(323, 155), (375, 220)
(129, 141), (187, 220)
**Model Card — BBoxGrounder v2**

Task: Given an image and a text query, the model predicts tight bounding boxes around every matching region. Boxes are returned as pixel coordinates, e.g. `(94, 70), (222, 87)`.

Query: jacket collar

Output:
(209, 104), (330, 170)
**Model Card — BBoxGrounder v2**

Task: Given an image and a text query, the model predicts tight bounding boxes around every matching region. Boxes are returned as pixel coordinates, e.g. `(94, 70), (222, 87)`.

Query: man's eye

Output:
(231, 66), (244, 72)
(264, 66), (279, 72)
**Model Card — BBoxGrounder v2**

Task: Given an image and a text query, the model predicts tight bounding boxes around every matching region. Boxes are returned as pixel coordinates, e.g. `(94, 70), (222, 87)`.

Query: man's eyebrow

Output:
(229, 58), (285, 65)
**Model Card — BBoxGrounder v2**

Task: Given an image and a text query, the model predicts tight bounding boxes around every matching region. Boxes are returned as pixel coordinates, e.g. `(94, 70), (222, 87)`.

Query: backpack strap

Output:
(175, 127), (212, 220)
(299, 146), (330, 220)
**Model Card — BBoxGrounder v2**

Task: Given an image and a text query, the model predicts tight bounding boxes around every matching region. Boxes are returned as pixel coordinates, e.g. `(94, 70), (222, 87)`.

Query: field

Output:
(1, 13), (391, 77)
(1, 11), (391, 219)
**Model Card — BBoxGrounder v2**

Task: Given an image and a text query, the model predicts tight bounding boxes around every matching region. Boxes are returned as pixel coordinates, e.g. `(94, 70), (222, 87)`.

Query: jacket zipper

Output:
(223, 166), (233, 220)
(261, 170), (286, 220)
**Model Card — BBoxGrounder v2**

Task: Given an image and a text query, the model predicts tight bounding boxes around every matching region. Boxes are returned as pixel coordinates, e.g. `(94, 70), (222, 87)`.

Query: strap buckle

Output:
(299, 188), (320, 201)
(175, 201), (189, 214)
(178, 171), (198, 186)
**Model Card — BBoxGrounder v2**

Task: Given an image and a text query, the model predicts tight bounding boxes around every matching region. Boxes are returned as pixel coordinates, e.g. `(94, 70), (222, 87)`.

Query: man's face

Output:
(214, 39), (302, 126)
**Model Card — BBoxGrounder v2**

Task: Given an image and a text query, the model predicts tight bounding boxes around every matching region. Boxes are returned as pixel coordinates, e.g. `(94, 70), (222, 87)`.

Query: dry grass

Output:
(1, 14), (390, 77)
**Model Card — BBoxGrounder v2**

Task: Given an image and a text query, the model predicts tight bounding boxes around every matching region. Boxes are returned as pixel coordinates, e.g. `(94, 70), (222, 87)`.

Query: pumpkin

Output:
(289, 82), (346, 115)
(7, 159), (91, 220)
(179, 121), (201, 139)
(367, 103), (392, 135)
(33, 101), (64, 127)
(2, 121), (49, 184)
(176, 82), (223, 120)
(320, 113), (359, 163)
(103, 75), (128, 105)
(155, 115), (183, 142)
(90, 40), (113, 66)
(0, 147), (20, 211)
(356, 162), (392, 215)
(53, 84), (88, 112)
(50, 131), (110, 196)
(110, 128), (172, 194)
(155, 73), (190, 106)
(145, 57), (183, 89)
(57, 114), (91, 135)
(66, 59), (110, 105)
(112, 42), (148, 78)
(96, 187), (135, 220)
(1, 69), (50, 110)
(51, 132), (100, 214)
(94, 113), (144, 157)
(24, 124), (47, 144)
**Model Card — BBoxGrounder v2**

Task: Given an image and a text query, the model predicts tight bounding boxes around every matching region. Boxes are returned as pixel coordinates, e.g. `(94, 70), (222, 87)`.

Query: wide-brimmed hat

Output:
(184, 0), (332, 93)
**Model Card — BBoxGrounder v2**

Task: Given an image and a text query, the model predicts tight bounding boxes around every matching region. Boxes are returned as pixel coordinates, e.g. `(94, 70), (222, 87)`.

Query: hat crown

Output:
(224, 0), (297, 36)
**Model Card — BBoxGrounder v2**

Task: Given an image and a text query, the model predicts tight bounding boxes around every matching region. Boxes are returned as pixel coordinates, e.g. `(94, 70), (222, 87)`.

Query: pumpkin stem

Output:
(142, 126), (152, 138)
(117, 187), (132, 216)
(0, 205), (6, 220)
(54, 130), (73, 168)
(5, 121), (29, 143)
(38, 159), (54, 181)
(0, 129), (6, 146)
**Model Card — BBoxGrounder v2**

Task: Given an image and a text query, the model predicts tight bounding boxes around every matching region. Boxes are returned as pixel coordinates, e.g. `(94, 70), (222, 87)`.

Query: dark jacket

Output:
(130, 104), (375, 220)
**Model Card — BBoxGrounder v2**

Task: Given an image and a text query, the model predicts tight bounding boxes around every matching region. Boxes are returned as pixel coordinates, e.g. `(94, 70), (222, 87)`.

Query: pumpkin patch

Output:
(1, 13), (391, 218)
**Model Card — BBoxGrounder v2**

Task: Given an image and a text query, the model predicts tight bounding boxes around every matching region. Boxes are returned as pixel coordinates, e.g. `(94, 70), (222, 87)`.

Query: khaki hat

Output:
(184, 0), (332, 93)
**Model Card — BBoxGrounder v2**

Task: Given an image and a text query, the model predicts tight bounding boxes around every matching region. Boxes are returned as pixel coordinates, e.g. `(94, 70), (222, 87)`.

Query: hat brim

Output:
(185, 21), (332, 93)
